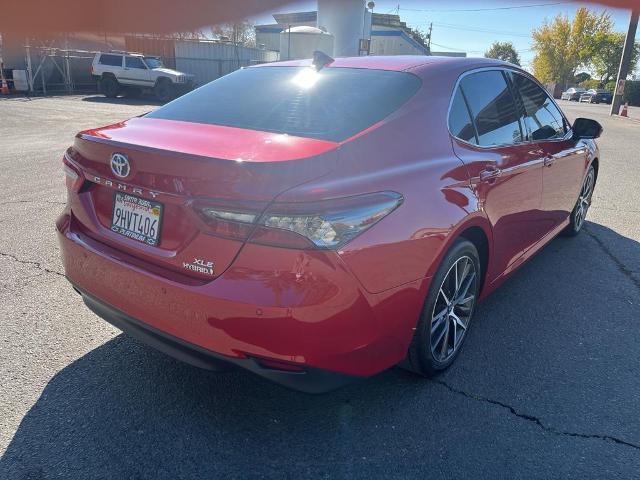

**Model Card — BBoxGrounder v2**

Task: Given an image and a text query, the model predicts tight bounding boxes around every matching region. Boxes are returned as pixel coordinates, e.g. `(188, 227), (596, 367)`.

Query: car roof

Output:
(99, 51), (144, 57)
(251, 55), (514, 75)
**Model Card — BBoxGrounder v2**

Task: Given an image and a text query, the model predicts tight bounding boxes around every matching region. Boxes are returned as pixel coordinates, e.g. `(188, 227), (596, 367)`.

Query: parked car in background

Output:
(579, 89), (613, 104)
(58, 56), (602, 393)
(91, 51), (195, 102)
(561, 87), (586, 101)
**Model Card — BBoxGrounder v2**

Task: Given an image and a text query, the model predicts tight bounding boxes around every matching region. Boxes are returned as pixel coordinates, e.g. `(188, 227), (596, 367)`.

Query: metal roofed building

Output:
(255, 11), (464, 58)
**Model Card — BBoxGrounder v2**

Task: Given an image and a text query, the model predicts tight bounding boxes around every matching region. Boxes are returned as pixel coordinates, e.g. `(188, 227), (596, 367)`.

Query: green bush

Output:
(623, 81), (640, 106)
(605, 80), (616, 92)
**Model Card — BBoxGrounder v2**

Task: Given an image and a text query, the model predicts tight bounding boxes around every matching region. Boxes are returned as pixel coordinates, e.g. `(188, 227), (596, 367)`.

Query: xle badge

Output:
(183, 258), (215, 276)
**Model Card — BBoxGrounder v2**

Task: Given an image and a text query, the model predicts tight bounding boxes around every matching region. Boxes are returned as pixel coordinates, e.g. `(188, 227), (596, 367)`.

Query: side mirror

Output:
(572, 118), (603, 140)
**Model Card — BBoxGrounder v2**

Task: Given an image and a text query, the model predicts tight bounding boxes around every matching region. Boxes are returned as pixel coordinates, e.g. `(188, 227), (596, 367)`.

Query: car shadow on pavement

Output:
(81, 95), (162, 107)
(2, 221), (639, 478)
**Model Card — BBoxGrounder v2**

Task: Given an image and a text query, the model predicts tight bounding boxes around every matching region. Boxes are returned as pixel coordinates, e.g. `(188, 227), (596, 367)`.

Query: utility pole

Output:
(427, 22), (433, 54)
(610, 10), (639, 116)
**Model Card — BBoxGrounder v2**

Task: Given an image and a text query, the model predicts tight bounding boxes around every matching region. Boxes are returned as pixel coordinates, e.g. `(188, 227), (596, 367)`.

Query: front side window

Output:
(144, 57), (163, 69)
(99, 54), (122, 67)
(147, 66), (422, 142)
(513, 73), (566, 141)
(459, 70), (523, 147)
(126, 57), (147, 69)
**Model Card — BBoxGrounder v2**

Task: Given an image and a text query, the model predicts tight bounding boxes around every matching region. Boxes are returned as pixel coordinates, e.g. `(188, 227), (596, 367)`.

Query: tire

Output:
(100, 76), (120, 98)
(401, 239), (481, 376)
(154, 79), (174, 103)
(562, 165), (596, 237)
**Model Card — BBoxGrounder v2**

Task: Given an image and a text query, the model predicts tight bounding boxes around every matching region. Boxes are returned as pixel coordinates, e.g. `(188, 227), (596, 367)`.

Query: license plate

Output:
(111, 192), (163, 246)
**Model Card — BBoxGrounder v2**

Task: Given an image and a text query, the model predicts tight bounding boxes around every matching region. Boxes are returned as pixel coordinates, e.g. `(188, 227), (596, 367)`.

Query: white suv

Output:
(91, 51), (195, 102)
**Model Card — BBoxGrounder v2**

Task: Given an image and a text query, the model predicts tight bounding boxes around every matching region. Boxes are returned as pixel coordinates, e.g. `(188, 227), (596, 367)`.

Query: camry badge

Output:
(110, 153), (130, 178)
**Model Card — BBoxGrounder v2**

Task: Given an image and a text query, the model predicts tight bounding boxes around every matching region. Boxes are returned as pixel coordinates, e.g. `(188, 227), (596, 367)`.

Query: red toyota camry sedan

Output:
(57, 55), (602, 392)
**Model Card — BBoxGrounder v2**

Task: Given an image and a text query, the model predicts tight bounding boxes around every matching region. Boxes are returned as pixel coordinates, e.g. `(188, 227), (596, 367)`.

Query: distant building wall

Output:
(255, 26), (285, 51)
(369, 27), (427, 56)
(255, 10), (436, 58)
(125, 36), (177, 69)
(174, 40), (279, 86)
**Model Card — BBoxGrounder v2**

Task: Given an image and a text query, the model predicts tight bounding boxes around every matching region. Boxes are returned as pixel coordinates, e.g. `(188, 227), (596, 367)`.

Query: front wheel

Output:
(401, 239), (481, 376)
(562, 165), (595, 236)
(154, 80), (174, 103)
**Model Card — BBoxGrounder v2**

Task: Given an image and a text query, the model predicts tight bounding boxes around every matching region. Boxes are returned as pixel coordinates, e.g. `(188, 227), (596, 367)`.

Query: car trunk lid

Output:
(68, 117), (338, 281)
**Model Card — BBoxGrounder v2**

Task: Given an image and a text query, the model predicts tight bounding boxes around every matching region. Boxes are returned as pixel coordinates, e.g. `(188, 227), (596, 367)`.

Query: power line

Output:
(430, 42), (480, 53)
(429, 22), (531, 38)
(429, 43), (534, 55)
(399, 1), (572, 13)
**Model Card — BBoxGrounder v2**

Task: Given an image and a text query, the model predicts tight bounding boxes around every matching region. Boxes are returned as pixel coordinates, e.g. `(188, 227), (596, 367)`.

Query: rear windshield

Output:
(146, 66), (422, 142)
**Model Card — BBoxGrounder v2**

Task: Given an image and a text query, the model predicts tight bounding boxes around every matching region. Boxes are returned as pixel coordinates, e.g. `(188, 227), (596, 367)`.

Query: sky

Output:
(252, 1), (638, 72)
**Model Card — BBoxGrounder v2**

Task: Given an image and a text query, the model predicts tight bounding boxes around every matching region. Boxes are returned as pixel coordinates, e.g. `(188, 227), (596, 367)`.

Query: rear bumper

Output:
(57, 211), (427, 390)
(77, 285), (356, 393)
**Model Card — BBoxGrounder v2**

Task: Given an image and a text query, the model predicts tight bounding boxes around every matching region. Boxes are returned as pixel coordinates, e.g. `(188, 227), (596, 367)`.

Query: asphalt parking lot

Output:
(0, 94), (639, 479)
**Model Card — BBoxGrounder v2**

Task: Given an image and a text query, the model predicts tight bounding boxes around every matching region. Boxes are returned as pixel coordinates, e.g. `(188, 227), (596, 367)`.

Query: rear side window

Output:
(125, 57), (146, 69)
(146, 66), (422, 142)
(512, 73), (566, 141)
(459, 70), (523, 147)
(99, 54), (122, 67)
(448, 88), (477, 144)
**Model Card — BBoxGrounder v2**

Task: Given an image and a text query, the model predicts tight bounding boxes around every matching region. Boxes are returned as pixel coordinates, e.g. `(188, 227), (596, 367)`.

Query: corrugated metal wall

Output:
(125, 36), (177, 69)
(174, 41), (279, 86)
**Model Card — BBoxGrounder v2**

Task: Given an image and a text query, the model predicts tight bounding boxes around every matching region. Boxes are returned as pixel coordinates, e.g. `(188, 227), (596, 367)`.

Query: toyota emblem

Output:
(110, 153), (130, 178)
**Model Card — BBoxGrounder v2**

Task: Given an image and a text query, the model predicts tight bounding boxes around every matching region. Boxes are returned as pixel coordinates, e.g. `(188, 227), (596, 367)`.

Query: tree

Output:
(591, 32), (639, 85)
(410, 28), (430, 50)
(485, 41), (521, 66)
(574, 72), (591, 84)
(531, 8), (613, 85)
(212, 21), (256, 47)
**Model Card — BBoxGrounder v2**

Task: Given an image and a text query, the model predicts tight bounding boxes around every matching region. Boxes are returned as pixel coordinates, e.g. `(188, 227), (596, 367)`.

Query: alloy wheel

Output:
(574, 169), (595, 231)
(430, 255), (478, 362)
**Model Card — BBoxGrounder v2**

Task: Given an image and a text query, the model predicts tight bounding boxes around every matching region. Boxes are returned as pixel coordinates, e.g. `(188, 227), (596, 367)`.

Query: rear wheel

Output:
(402, 239), (480, 376)
(562, 165), (595, 236)
(100, 76), (120, 98)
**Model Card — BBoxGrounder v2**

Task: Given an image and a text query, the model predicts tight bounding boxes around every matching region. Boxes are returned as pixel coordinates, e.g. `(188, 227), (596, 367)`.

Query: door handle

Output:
(479, 167), (502, 182)
(543, 155), (555, 167)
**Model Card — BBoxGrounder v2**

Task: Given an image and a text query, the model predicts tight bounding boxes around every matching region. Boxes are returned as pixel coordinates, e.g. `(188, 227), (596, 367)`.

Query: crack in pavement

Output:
(432, 379), (640, 451)
(590, 205), (640, 214)
(0, 200), (66, 207)
(584, 226), (640, 291)
(0, 252), (65, 278)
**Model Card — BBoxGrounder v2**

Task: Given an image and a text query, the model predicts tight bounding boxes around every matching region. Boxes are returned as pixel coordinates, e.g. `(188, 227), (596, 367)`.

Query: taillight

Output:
(193, 201), (263, 241)
(254, 192), (403, 249)
(62, 149), (83, 191)
(193, 192), (403, 249)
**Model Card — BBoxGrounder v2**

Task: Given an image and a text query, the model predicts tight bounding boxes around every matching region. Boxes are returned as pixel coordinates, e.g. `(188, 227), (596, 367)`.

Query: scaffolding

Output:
(24, 42), (98, 94)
